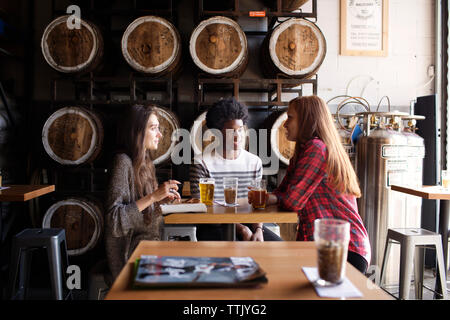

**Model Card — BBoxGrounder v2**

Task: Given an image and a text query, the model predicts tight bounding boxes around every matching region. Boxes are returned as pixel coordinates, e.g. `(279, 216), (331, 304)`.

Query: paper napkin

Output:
(302, 267), (363, 298)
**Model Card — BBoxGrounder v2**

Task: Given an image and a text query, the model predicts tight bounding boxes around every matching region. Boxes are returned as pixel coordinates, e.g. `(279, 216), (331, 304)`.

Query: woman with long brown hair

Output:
(249, 95), (371, 273)
(105, 104), (181, 280)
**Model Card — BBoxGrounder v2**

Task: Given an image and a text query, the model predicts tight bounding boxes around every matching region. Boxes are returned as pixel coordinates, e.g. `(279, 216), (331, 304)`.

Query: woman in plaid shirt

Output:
(250, 96), (371, 273)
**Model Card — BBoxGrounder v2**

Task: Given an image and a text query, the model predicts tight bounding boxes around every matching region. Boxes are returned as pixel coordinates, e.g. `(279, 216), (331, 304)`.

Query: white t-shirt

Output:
(190, 150), (263, 200)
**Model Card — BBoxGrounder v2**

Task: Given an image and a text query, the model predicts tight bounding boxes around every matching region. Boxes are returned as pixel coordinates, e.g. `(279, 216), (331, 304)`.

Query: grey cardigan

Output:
(105, 153), (163, 280)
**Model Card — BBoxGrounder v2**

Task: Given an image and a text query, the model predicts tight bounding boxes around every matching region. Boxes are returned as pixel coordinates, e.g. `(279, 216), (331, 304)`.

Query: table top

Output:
(0, 185), (55, 202)
(391, 185), (450, 200)
(105, 241), (392, 300)
(164, 198), (298, 224)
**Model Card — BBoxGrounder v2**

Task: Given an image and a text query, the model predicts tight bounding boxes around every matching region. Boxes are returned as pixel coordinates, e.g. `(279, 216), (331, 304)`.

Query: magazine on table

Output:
(132, 255), (267, 288)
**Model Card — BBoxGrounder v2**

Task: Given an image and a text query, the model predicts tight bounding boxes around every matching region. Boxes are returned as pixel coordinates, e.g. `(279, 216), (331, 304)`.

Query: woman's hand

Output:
(152, 180), (181, 203)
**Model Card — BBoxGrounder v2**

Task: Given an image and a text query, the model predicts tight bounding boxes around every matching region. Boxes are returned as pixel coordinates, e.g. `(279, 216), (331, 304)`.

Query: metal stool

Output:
(8, 228), (71, 300)
(163, 225), (197, 241)
(380, 228), (447, 300)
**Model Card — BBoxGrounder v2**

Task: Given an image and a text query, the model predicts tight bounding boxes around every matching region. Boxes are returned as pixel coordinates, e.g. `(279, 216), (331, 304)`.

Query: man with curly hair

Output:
(190, 97), (282, 242)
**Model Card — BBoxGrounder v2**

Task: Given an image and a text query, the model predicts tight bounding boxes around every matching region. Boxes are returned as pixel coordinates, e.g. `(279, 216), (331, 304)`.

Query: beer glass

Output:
(313, 219), (350, 287)
(249, 179), (267, 209)
(442, 170), (450, 190)
(223, 177), (238, 206)
(199, 177), (215, 206)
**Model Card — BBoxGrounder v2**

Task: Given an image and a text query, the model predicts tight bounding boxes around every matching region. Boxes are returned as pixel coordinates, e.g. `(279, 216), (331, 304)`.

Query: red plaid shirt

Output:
(273, 138), (371, 265)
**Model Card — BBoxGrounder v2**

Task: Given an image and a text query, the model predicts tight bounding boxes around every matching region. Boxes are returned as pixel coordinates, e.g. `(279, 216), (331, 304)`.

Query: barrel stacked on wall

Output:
(189, 16), (248, 77)
(42, 107), (104, 165)
(41, 15), (103, 73)
(263, 111), (296, 166)
(121, 16), (182, 77)
(261, 18), (326, 79)
(42, 197), (103, 256)
(149, 106), (180, 165)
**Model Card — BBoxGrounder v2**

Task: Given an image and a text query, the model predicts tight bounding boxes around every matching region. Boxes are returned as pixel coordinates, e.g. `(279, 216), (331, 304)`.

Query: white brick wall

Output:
(315, 0), (435, 112)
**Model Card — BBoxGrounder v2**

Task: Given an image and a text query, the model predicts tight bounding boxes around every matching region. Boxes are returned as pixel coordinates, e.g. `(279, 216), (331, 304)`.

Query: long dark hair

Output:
(117, 104), (159, 211)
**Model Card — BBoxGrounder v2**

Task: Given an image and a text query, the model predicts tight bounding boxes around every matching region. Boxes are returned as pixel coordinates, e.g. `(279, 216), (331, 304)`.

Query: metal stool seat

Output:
(8, 228), (71, 300)
(163, 225), (197, 241)
(380, 228), (447, 300)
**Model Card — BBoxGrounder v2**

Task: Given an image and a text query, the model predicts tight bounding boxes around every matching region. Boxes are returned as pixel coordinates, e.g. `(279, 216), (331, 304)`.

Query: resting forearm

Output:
(135, 193), (155, 212)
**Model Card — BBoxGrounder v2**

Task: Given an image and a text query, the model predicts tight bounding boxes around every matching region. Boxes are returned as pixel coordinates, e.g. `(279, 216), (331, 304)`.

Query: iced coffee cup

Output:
(313, 218), (350, 287)
(223, 177), (238, 206)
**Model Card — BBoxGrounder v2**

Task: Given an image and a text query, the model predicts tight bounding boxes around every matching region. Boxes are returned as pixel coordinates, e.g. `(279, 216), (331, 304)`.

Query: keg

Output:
(41, 15), (103, 73)
(121, 16), (182, 77)
(263, 111), (295, 166)
(42, 197), (104, 256)
(261, 18), (326, 79)
(150, 106), (180, 165)
(42, 107), (103, 165)
(355, 111), (424, 284)
(190, 16), (248, 77)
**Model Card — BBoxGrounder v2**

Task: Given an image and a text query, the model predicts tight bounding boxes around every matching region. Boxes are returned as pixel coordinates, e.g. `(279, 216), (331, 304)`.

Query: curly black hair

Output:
(205, 97), (249, 130)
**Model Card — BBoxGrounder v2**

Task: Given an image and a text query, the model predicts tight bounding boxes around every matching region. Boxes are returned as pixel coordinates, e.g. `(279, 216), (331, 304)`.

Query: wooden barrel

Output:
(264, 111), (296, 166)
(189, 111), (248, 156)
(121, 16), (182, 77)
(263, 0), (309, 12)
(41, 15), (103, 73)
(42, 197), (103, 256)
(261, 18), (326, 79)
(42, 107), (103, 165)
(189, 16), (248, 77)
(150, 106), (180, 165)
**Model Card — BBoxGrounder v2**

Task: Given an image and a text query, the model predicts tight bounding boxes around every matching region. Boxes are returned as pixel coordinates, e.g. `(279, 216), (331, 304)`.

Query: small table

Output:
(164, 198), (298, 240)
(0, 185), (55, 202)
(105, 241), (393, 300)
(390, 185), (449, 298)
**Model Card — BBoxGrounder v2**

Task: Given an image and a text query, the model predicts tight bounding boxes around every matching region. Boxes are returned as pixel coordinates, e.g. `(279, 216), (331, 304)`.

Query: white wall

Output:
(315, 0), (435, 113)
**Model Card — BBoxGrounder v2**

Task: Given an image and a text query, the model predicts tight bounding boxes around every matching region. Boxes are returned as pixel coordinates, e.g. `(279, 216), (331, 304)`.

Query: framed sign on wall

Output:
(340, 0), (388, 56)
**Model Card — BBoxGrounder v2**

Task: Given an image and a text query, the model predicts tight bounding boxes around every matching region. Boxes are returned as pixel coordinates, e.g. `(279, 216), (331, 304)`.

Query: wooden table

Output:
(390, 185), (449, 298)
(105, 241), (393, 300)
(164, 198), (298, 240)
(0, 185), (55, 202)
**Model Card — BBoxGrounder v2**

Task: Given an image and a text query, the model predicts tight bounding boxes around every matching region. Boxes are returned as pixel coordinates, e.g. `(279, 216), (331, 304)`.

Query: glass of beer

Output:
(223, 177), (238, 206)
(249, 179), (267, 209)
(442, 170), (450, 190)
(199, 178), (215, 206)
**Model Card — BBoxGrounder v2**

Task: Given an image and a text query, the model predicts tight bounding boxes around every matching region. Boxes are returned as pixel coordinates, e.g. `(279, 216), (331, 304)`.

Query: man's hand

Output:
(251, 227), (264, 242)
(237, 224), (253, 241)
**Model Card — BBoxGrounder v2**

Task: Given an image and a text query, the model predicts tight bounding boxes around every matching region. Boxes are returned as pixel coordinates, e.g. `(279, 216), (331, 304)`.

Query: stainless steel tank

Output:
(355, 112), (425, 284)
